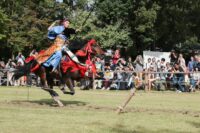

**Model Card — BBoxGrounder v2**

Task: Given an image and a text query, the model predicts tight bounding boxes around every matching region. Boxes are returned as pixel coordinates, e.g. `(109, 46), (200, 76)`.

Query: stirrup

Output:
(79, 63), (86, 66)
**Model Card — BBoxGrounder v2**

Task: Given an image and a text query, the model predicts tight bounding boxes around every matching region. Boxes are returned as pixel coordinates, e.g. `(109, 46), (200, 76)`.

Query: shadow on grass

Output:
(11, 99), (87, 107)
(187, 121), (200, 128)
(110, 125), (189, 133)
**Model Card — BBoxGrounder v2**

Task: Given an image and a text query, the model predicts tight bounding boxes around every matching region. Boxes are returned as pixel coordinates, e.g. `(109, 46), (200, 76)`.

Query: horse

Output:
(12, 39), (104, 107)
(59, 39), (104, 95)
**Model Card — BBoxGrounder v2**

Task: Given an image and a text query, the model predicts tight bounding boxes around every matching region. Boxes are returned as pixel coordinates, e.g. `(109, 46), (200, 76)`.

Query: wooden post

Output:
(116, 89), (135, 114)
(0, 75), (1, 85)
(6, 71), (10, 86)
(92, 73), (96, 90)
(144, 70), (148, 91)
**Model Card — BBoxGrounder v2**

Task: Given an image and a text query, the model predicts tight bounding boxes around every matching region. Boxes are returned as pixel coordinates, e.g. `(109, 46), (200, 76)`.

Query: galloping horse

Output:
(60, 39), (104, 95)
(13, 39), (104, 107)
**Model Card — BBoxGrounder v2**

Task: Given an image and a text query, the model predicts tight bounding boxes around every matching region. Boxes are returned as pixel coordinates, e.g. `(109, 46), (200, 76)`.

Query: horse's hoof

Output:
(53, 96), (64, 107)
(64, 92), (75, 95)
(58, 102), (64, 107)
(70, 92), (75, 95)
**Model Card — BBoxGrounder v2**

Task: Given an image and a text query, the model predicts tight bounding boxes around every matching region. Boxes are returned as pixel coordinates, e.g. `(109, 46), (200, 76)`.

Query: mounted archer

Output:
(35, 18), (84, 73)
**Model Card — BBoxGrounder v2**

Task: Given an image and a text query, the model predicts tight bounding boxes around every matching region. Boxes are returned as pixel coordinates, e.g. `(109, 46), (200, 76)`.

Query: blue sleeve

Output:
(52, 26), (65, 34)
(48, 26), (65, 40)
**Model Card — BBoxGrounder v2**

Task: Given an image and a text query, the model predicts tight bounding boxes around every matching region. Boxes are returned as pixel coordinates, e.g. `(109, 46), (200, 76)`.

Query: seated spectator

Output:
(115, 67), (123, 90)
(123, 67), (133, 89)
(29, 49), (38, 57)
(172, 63), (185, 92)
(156, 66), (167, 91)
(165, 63), (173, 90)
(189, 67), (200, 92)
(132, 72), (144, 90)
(144, 58), (151, 70)
(102, 66), (114, 90)
(94, 57), (104, 89)
(16, 52), (25, 63)
(127, 56), (134, 71)
(188, 56), (195, 72)
(166, 62), (171, 71)
(112, 49), (121, 69)
(193, 54), (200, 70)
(117, 58), (127, 69)
(151, 57), (157, 72)
(16, 53), (26, 86)
(0, 61), (5, 69)
(156, 60), (161, 71)
(178, 53), (186, 71)
(109, 59), (115, 70)
(147, 66), (159, 91)
(170, 50), (178, 65)
(134, 55), (143, 80)
(5, 59), (16, 86)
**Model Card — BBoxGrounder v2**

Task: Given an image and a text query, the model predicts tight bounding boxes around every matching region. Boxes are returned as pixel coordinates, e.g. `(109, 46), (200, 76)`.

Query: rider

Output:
(35, 18), (84, 72)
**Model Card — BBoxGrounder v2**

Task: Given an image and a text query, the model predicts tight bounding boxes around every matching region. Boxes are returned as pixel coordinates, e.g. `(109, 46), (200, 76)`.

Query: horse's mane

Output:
(68, 39), (89, 53)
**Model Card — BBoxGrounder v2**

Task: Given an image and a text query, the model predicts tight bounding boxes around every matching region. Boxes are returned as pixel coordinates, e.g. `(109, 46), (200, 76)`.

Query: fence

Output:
(0, 68), (199, 92)
(91, 70), (200, 92)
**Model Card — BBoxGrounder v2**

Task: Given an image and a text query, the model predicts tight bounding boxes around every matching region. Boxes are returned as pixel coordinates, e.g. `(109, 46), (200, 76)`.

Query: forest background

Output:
(0, 0), (200, 60)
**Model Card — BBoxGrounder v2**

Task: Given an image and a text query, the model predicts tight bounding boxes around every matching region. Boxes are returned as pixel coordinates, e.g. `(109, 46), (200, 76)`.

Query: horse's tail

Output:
(13, 60), (37, 80)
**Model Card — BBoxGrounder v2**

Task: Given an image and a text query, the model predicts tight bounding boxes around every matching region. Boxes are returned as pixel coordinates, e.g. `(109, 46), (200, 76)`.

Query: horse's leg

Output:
(59, 72), (68, 94)
(66, 78), (75, 95)
(61, 77), (75, 95)
(38, 67), (64, 107)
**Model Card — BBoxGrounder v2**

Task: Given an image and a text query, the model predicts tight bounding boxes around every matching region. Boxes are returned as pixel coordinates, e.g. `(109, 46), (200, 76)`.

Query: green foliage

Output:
(0, 9), (9, 40)
(0, 0), (200, 59)
(85, 23), (132, 48)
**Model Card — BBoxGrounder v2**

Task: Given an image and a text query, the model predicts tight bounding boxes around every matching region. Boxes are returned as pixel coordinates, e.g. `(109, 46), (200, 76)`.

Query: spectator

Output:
(5, 59), (16, 86)
(156, 59), (161, 71)
(94, 57), (104, 89)
(117, 58), (127, 69)
(178, 53), (186, 70)
(132, 72), (144, 90)
(134, 55), (143, 80)
(124, 67), (133, 89)
(29, 49), (38, 57)
(127, 56), (134, 71)
(0, 61), (5, 69)
(147, 66), (159, 91)
(156, 66), (167, 91)
(170, 50), (178, 65)
(166, 62), (171, 71)
(112, 49), (121, 68)
(172, 63), (185, 92)
(115, 67), (123, 90)
(109, 59), (115, 70)
(151, 57), (157, 72)
(16, 52), (25, 66)
(102, 66), (114, 90)
(144, 58), (151, 70)
(189, 67), (200, 92)
(16, 52), (26, 86)
(160, 58), (166, 69)
(188, 56), (195, 72)
(193, 54), (200, 70)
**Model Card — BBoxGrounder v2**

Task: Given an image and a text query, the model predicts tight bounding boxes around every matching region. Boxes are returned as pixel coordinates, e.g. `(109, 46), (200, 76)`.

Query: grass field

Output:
(0, 86), (200, 133)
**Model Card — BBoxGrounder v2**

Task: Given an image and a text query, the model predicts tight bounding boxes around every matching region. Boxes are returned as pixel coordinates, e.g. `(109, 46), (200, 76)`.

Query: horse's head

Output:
(76, 39), (104, 57)
(89, 39), (104, 56)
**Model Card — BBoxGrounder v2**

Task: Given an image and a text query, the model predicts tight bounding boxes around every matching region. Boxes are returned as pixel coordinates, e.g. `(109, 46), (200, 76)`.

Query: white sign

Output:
(56, 0), (63, 3)
(143, 51), (170, 69)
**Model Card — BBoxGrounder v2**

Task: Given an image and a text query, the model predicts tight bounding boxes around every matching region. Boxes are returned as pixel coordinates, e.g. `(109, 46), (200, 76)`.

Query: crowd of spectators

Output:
(93, 49), (200, 92)
(0, 49), (200, 93)
(0, 50), (38, 86)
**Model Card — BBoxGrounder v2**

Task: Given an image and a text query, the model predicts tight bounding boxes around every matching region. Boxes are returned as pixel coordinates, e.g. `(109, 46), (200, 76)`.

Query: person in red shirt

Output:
(112, 49), (121, 68)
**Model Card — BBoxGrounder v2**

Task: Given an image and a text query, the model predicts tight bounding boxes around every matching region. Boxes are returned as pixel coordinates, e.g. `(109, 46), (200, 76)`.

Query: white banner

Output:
(143, 51), (170, 69)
